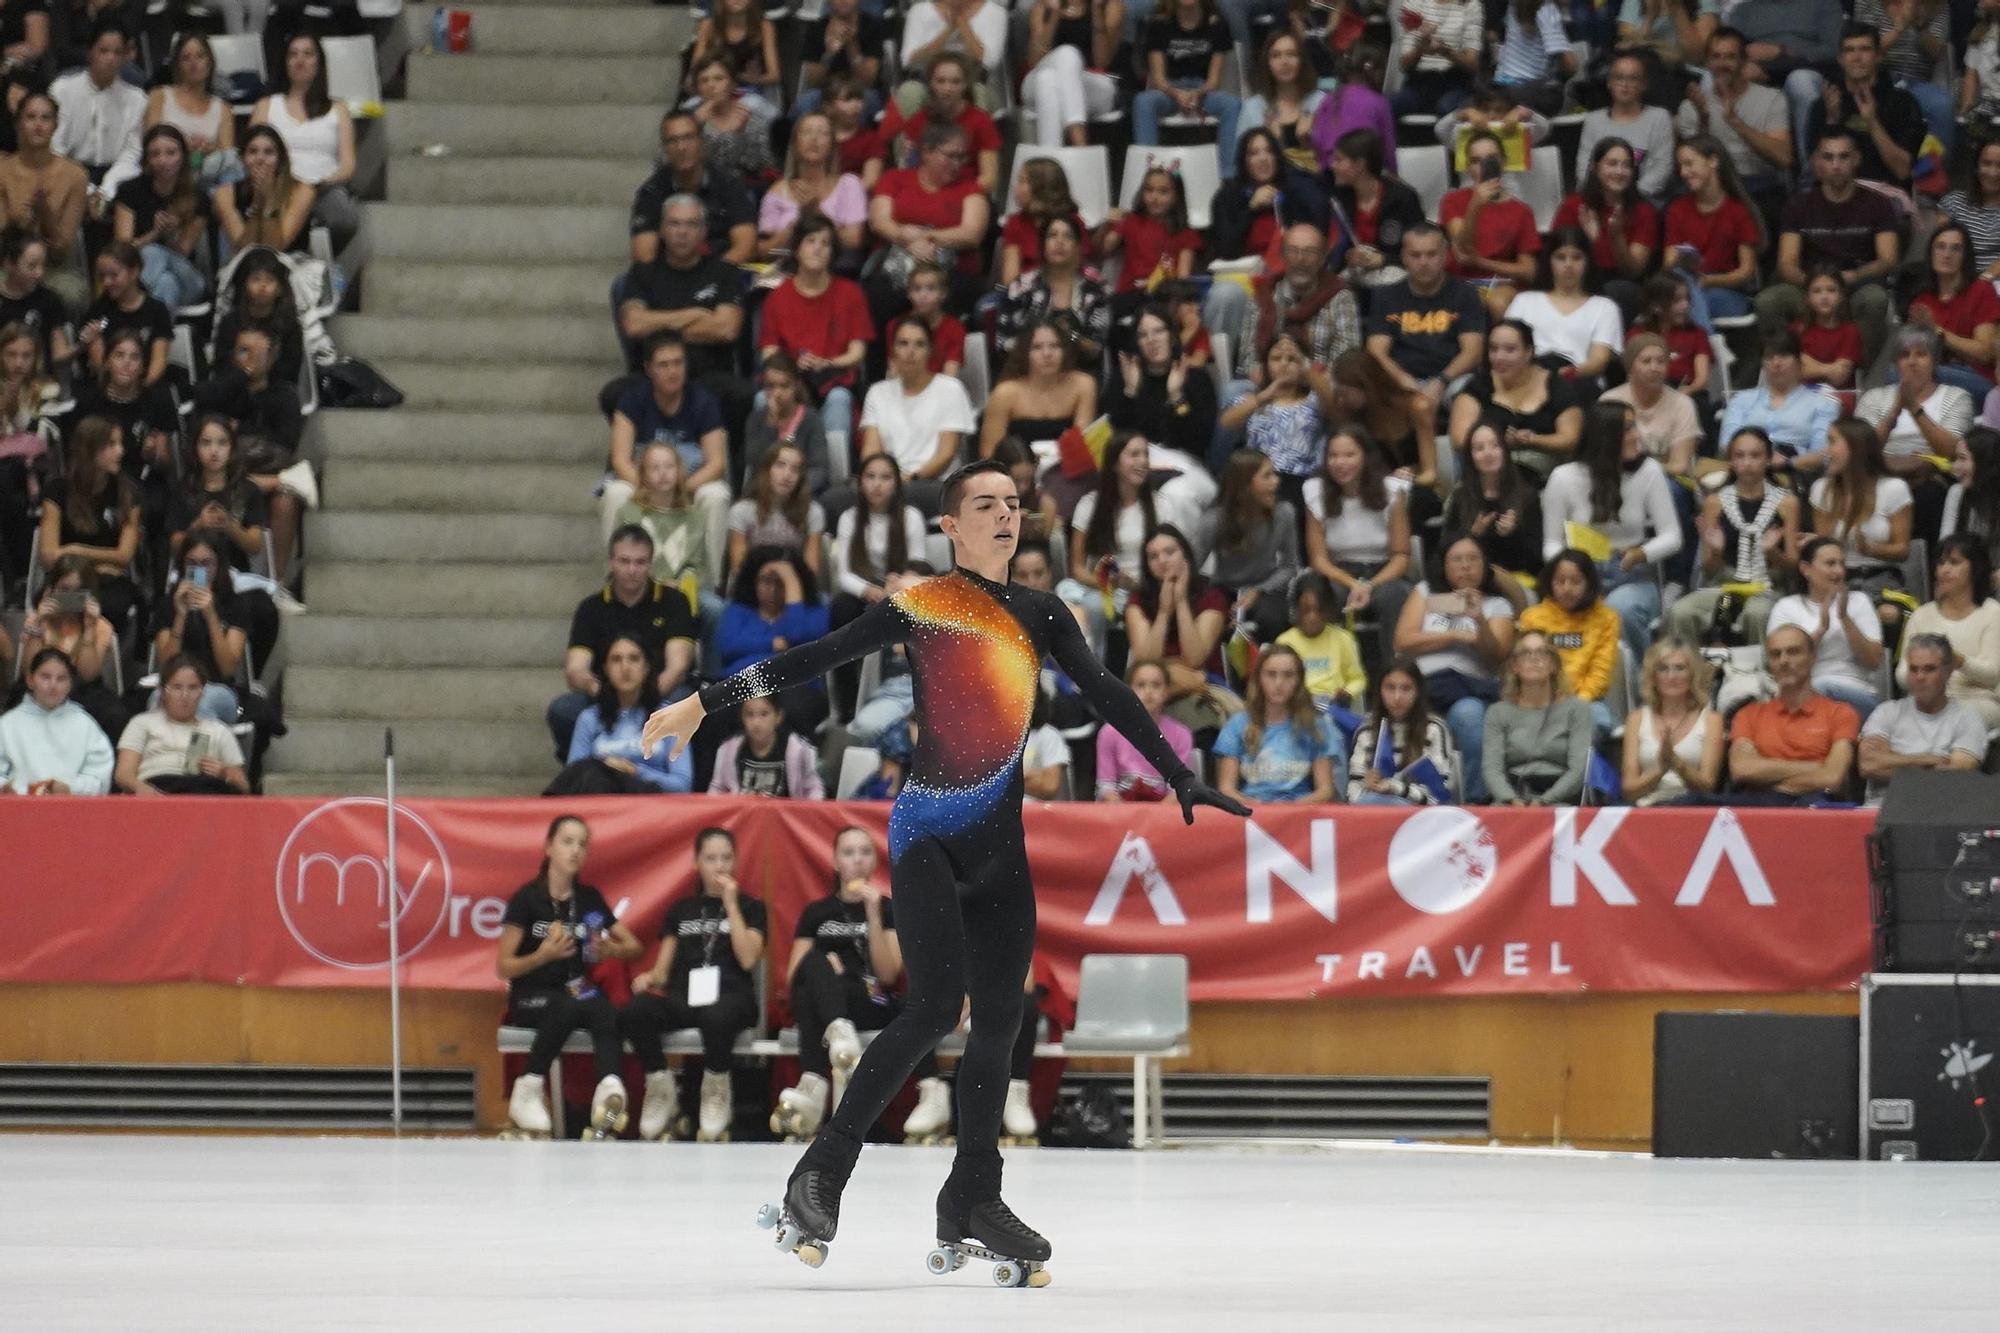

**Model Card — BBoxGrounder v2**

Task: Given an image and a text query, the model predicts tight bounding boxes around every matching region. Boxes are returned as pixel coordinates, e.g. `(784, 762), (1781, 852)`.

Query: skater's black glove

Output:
(1172, 770), (1252, 824)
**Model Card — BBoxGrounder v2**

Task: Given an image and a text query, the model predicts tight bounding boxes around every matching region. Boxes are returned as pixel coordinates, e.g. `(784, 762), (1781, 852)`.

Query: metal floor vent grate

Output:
(0, 1064), (478, 1131)
(1059, 1073), (1491, 1140)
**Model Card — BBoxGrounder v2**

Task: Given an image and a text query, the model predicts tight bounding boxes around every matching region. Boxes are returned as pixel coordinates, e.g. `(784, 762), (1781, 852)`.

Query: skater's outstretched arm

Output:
(1039, 592), (1251, 824)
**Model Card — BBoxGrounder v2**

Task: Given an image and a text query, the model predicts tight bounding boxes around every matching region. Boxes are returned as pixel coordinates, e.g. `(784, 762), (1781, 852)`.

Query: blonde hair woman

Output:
(1620, 637), (1722, 806)
(1482, 628), (1595, 805)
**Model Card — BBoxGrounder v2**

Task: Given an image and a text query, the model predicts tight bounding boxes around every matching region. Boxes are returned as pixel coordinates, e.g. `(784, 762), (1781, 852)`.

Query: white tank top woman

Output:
(1633, 704), (1710, 806)
(261, 96), (339, 184)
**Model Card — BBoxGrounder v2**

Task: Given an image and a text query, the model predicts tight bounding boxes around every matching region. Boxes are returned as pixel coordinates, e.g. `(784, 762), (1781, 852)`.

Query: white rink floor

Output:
(3, 1135), (1998, 1332)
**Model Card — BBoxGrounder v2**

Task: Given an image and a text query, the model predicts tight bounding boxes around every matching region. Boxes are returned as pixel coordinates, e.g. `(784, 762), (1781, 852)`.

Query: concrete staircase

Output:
(267, 0), (687, 796)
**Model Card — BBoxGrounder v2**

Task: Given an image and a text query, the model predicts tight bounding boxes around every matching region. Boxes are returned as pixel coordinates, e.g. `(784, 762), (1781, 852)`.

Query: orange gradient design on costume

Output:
(891, 574), (1040, 788)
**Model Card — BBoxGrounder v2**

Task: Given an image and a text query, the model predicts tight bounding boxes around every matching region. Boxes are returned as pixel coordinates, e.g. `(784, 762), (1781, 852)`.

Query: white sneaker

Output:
(507, 1073), (550, 1135)
(639, 1070), (677, 1141)
(588, 1073), (628, 1138)
(270, 585), (308, 616)
(696, 1069), (732, 1141)
(276, 458), (319, 510)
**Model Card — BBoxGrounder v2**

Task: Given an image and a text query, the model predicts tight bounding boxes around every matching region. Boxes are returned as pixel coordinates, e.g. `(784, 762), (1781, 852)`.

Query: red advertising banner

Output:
(0, 797), (1874, 1001)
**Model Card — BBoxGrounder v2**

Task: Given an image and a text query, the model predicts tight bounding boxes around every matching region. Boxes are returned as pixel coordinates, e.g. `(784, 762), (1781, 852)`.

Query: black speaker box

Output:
(1869, 771), (2000, 973)
(1861, 973), (2000, 1162)
(1653, 1012), (1858, 1159)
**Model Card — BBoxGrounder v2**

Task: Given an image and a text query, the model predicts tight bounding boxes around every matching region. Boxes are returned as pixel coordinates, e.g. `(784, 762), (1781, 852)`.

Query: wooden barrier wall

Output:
(0, 984), (1860, 1148)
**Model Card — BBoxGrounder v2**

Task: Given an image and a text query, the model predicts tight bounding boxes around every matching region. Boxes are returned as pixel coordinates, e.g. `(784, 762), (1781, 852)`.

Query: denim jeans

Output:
(1602, 563), (1663, 666)
(149, 682), (239, 724)
(1444, 696), (1488, 803)
(1815, 675), (1881, 726)
(1134, 82), (1242, 175)
(141, 243), (208, 312)
(848, 673), (915, 745)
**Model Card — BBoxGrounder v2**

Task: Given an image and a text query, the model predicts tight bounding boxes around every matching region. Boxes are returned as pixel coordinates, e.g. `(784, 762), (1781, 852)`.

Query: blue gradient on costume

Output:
(888, 761), (1019, 862)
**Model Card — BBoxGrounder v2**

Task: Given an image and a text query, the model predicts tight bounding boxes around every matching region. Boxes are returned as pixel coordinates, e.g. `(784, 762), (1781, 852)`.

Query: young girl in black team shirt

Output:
(621, 826), (769, 1141)
(498, 815), (644, 1138)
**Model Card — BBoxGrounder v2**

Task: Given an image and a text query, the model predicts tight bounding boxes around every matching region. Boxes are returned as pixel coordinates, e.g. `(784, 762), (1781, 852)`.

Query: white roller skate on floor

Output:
(770, 1071), (829, 1142)
(696, 1070), (733, 1142)
(903, 1076), (953, 1145)
(825, 1018), (861, 1111)
(1000, 1078), (1039, 1147)
(585, 1074), (628, 1140)
(501, 1073), (551, 1140)
(638, 1070), (678, 1142)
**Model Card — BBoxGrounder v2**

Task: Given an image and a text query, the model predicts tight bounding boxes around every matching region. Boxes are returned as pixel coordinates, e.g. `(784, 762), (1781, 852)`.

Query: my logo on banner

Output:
(273, 798), (455, 969)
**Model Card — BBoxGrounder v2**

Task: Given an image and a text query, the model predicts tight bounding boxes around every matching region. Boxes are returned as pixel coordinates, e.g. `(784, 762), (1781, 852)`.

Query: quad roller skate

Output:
(638, 1070), (677, 1142)
(999, 1078), (1039, 1147)
(825, 1018), (860, 1111)
(770, 1071), (829, 1142)
(584, 1074), (628, 1141)
(902, 1076), (953, 1145)
(499, 1073), (552, 1140)
(695, 1070), (733, 1142)
(927, 1188), (1052, 1288)
(755, 1170), (843, 1269)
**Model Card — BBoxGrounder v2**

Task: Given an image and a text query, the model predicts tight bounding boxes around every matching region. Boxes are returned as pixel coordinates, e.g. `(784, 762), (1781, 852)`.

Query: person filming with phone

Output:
(13, 554), (124, 741)
(152, 531), (247, 723)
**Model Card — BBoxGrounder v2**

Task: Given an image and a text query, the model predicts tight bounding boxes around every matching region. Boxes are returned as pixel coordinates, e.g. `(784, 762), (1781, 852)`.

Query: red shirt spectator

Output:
(835, 124), (886, 179)
(1553, 194), (1661, 274)
(1909, 281), (2000, 375)
(1439, 188), (1540, 280)
(758, 274), (874, 391)
(1108, 212), (1202, 294)
(1792, 320), (1864, 382)
(1000, 209), (1089, 277)
(872, 168), (986, 274)
(1663, 193), (1758, 277)
(926, 312), (967, 373)
(1629, 322), (1713, 389)
(880, 103), (1001, 187)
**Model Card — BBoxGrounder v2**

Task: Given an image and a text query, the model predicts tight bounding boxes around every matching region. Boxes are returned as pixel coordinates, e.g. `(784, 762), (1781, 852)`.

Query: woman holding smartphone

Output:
(114, 656), (251, 794)
(153, 533), (248, 722)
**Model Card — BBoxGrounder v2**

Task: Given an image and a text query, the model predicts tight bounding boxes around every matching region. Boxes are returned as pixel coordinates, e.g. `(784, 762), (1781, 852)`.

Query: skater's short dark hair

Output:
(940, 458), (1014, 517)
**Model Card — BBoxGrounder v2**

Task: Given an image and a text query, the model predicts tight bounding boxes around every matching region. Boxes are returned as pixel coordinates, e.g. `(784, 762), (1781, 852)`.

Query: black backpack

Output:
(1046, 1084), (1130, 1149)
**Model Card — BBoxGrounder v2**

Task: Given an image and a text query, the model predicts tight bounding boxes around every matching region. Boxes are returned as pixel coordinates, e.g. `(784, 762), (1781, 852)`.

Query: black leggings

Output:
(799, 820), (1036, 1200)
(512, 990), (621, 1083)
(619, 987), (760, 1073)
(788, 947), (936, 1081)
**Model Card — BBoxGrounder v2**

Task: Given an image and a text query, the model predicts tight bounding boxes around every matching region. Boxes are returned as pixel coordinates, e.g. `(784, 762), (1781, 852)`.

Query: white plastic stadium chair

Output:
(1118, 143), (1221, 231)
(1004, 145), (1112, 227)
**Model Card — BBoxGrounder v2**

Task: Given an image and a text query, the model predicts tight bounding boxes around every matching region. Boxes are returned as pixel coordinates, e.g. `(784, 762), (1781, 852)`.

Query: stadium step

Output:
(310, 562), (597, 618)
(273, 718), (555, 777)
(442, 4), (689, 56)
(288, 666), (560, 721)
(387, 154), (653, 207)
(360, 360), (611, 412)
(363, 203), (627, 262)
(326, 460), (599, 513)
(384, 101), (661, 158)
(314, 509), (600, 563)
(409, 55), (674, 105)
(359, 260), (612, 318)
(316, 410), (604, 465)
(286, 616), (571, 669)
(330, 314), (622, 366)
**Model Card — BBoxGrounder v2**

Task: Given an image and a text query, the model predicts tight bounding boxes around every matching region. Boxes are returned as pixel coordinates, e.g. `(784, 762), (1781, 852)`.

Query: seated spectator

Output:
(0, 0), (45, 79)
(114, 656), (250, 794)
(1215, 643), (1343, 802)
(1440, 421), (1543, 595)
(1203, 128), (1329, 339)
(1795, 267), (1862, 389)
(1631, 274), (1712, 397)
(745, 355), (831, 496)
(718, 547), (832, 737)
(1098, 168), (1201, 313)
(1222, 330), (1337, 499)
(727, 442), (825, 586)
(38, 416), (139, 631)
(1393, 533), (1516, 801)
(0, 318), (55, 577)
(1135, 0), (1241, 164)
(167, 414), (265, 583)
(1665, 134), (1763, 326)
(1756, 127), (1899, 373)
(1940, 141), (2000, 279)
(1307, 44), (1395, 175)
(1618, 0), (1716, 69)
(0, 230), (75, 378)
(604, 333), (731, 576)
(688, 55), (777, 192)
(1503, 226), (1622, 385)
(994, 214), (1109, 363)
(1367, 222), (1487, 422)
(1941, 433), (2000, 589)
(613, 194), (752, 443)
(1519, 548), (1623, 731)
(631, 111), (756, 266)
(884, 52), (1001, 193)
(614, 441), (715, 614)
(1601, 335), (1702, 475)
(195, 326), (311, 582)
(250, 34), (359, 252)
(758, 114), (868, 261)
(1541, 401), (1683, 663)
(864, 123), (991, 322)
(1390, 0), (1482, 119)
(1329, 347), (1439, 489)
(211, 248), (308, 391)
(14, 554), (122, 740)
(1447, 317), (1583, 482)
(153, 531), (252, 721)
(214, 125), (312, 256)
(145, 33), (240, 191)
(0, 94), (89, 311)
(1067, 430), (1187, 611)
(1002, 160), (1083, 286)
(897, 0), (1009, 106)
(1769, 533), (1887, 719)
(1224, 223), (1358, 424)
(1559, 142), (1657, 330)
(826, 75), (889, 192)
(547, 526), (698, 760)
(1862, 630), (1990, 801)
(1238, 30), (1325, 168)
(1808, 415), (1914, 626)
(1802, 24), (1926, 189)
(1097, 657), (1198, 801)
(1726, 624), (1861, 803)
(686, 0), (781, 112)
(1968, 11), (2000, 148)
(1021, 691), (1071, 799)
(829, 452), (927, 707)
(1126, 524), (1237, 726)
(1302, 423), (1412, 654)
(710, 694), (825, 797)
(857, 315), (975, 515)
(111, 126), (210, 313)
(797, 0), (886, 118)
(1021, 0), (1122, 148)
(1675, 28), (1792, 227)
(1665, 426), (1800, 647)
(1276, 571), (1367, 711)
(991, 437), (1061, 548)
(1441, 130), (1541, 320)
(1104, 306), (1219, 473)
(757, 214), (871, 458)
(1578, 53), (1677, 203)
(51, 18), (144, 211)
(1431, 83), (1552, 160)
(82, 241), (170, 385)
(906, 261), (965, 376)
(1483, 629), (1595, 805)
(1906, 224), (1999, 400)
(1326, 128), (1426, 295)
(1347, 656), (1460, 803)
(1491, 0), (1575, 114)
(71, 330), (174, 530)
(0, 648), (112, 793)
(1210, 450), (1300, 642)
(1718, 331), (1840, 465)
(1898, 534), (2000, 731)
(1622, 637), (1725, 806)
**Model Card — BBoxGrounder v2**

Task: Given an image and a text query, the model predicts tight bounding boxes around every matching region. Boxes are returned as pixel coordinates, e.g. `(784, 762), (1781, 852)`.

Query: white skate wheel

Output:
(755, 1204), (780, 1230)
(992, 1261), (1018, 1288)
(926, 1247), (954, 1276)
